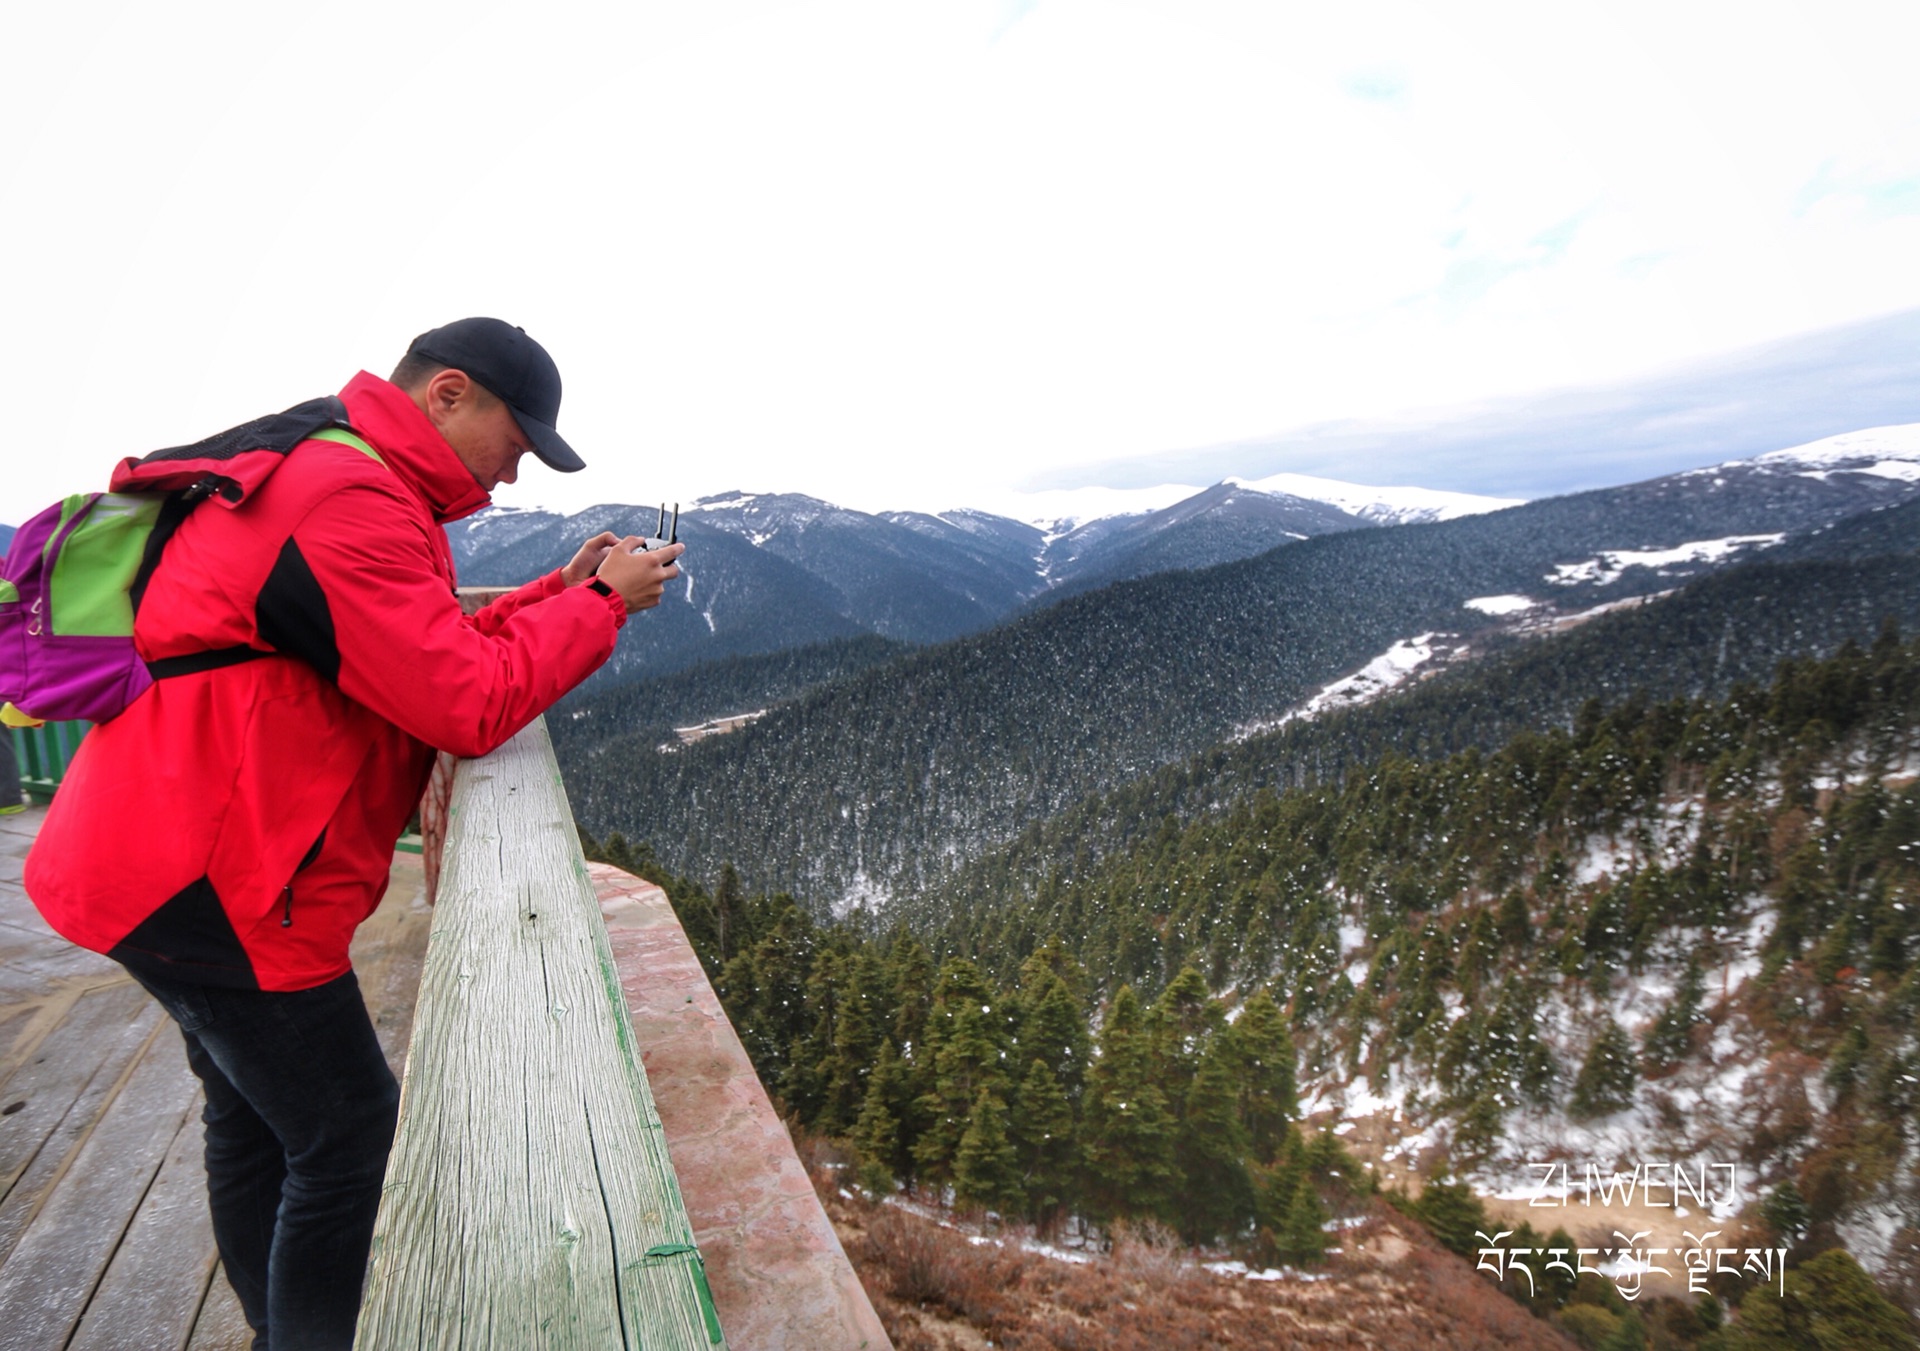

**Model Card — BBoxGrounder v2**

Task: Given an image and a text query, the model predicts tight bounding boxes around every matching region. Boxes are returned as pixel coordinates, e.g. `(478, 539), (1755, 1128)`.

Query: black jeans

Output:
(127, 967), (400, 1351)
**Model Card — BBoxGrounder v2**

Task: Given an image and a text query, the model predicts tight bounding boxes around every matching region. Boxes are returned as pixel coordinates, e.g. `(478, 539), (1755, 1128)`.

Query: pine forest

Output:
(585, 623), (1920, 1349)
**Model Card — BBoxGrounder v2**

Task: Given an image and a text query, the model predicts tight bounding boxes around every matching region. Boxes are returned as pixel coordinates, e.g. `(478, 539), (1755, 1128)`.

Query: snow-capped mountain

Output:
(979, 483), (1212, 533)
(982, 473), (1519, 534)
(1224, 470), (1522, 524)
(1028, 480), (1370, 598)
(558, 429), (1920, 911)
(1697, 423), (1920, 483)
(450, 426), (1920, 685)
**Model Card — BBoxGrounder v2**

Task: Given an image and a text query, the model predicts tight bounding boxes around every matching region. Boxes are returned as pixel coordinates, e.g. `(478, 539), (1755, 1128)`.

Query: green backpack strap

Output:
(308, 426), (384, 464)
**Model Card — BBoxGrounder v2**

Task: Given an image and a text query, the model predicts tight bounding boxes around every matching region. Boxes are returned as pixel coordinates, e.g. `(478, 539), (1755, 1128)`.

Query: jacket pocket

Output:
(281, 827), (327, 928)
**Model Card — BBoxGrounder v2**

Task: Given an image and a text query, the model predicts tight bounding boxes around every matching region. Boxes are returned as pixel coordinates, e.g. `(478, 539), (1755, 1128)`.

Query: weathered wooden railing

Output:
(354, 716), (724, 1349)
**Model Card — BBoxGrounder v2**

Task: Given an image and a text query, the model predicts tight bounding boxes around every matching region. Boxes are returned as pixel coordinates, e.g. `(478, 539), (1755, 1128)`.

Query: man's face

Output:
(425, 373), (533, 492)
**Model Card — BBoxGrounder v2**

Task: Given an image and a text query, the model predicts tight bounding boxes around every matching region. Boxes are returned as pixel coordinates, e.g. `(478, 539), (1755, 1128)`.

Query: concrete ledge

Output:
(591, 864), (892, 1351)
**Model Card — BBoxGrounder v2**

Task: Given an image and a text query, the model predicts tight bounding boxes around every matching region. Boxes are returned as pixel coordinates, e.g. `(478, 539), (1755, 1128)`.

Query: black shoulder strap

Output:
(137, 395), (352, 466)
(147, 647), (270, 680)
(128, 396), (352, 618)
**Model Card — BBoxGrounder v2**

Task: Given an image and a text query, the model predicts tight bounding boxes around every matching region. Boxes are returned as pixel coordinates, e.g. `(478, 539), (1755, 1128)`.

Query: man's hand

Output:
(595, 538), (685, 614)
(561, 531), (622, 587)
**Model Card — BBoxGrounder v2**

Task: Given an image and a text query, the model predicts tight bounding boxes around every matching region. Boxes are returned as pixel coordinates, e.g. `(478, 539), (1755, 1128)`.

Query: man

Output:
(24, 318), (681, 1350)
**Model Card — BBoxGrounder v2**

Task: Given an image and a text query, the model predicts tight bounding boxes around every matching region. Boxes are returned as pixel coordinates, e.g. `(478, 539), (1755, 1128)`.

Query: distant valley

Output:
(552, 424), (1920, 908)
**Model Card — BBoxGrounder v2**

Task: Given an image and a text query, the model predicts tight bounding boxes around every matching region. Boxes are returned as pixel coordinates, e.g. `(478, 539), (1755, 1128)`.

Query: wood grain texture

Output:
(0, 984), (163, 1267)
(184, 1265), (254, 1351)
(68, 1091), (220, 1351)
(0, 1025), (198, 1346)
(355, 718), (724, 1350)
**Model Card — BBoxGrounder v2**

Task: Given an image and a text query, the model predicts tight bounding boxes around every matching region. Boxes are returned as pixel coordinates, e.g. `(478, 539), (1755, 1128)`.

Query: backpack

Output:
(0, 397), (381, 727)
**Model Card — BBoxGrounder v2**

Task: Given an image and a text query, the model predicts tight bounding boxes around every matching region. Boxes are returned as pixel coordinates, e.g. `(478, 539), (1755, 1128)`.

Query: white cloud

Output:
(3, 0), (1918, 523)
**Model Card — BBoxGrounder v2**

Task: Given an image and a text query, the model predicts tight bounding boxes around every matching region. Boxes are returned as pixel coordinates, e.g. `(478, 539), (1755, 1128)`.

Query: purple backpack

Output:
(0, 491), (173, 727)
(0, 399), (375, 726)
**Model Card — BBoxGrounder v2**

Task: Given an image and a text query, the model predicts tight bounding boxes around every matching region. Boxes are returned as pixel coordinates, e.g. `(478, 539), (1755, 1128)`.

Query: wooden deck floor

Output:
(0, 804), (433, 1351)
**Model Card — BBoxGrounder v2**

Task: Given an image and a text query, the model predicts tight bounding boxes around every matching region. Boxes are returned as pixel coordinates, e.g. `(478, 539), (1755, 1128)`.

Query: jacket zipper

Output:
(283, 828), (328, 929)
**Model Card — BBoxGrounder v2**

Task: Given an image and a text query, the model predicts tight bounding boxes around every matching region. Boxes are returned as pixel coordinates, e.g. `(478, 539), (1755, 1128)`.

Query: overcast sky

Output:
(4, 0), (1918, 521)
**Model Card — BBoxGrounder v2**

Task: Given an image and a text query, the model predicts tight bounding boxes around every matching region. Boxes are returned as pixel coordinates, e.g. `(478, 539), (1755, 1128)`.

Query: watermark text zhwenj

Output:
(1474, 1160), (1787, 1302)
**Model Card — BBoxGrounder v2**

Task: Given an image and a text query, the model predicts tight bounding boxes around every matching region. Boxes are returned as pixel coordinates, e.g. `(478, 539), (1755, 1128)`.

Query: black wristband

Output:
(587, 578), (615, 599)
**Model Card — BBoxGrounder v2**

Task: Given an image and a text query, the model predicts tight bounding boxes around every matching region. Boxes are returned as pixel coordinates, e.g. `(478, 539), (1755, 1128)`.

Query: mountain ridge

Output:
(555, 429), (1920, 909)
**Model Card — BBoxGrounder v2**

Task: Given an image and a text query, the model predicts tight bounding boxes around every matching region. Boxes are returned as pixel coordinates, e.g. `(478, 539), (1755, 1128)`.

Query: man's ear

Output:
(420, 368), (474, 427)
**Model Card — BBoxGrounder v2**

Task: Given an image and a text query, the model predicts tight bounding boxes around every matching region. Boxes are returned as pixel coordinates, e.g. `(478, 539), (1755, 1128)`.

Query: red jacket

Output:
(26, 373), (627, 991)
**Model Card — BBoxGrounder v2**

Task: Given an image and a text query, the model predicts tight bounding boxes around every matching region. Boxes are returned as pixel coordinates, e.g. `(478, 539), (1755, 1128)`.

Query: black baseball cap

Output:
(405, 317), (585, 473)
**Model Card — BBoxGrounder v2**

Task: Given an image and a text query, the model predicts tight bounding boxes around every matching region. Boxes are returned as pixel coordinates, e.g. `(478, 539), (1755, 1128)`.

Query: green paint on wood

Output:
(354, 716), (724, 1350)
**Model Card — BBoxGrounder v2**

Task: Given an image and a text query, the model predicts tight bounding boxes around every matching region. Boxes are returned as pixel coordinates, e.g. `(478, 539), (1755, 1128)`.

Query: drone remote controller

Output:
(637, 503), (679, 553)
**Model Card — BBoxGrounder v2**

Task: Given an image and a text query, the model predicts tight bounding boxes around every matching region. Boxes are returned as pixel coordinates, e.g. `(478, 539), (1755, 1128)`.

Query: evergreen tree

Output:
(1408, 1178), (1489, 1257)
(712, 861), (746, 965)
(1570, 1018), (1637, 1119)
(884, 934), (935, 1057)
(853, 1039), (919, 1192)
(715, 901), (815, 1089)
(1227, 989), (1297, 1164)
(1826, 1021), (1871, 1096)
(819, 946), (890, 1134)
(1278, 1175), (1330, 1266)
(1301, 1127), (1364, 1191)
(1492, 978), (1559, 1107)
(1497, 886), (1534, 949)
(1014, 966), (1092, 1101)
(1726, 1248), (1913, 1350)
(1146, 965), (1220, 1118)
(781, 943), (846, 1124)
(952, 1087), (1022, 1217)
(1451, 1089), (1504, 1167)
(1437, 1008), (1487, 1101)
(1008, 1058), (1077, 1233)
(852, 1056), (904, 1196)
(1082, 986), (1177, 1226)
(911, 958), (1010, 1188)
(1170, 1035), (1253, 1244)
(1457, 908), (1500, 995)
(1541, 1225), (1580, 1309)
(1641, 956), (1707, 1073)
(1251, 1126), (1308, 1259)
(1759, 1178), (1812, 1248)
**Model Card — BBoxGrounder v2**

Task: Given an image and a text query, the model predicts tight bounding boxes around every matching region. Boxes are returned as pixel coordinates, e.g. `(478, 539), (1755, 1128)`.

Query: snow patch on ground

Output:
(669, 709), (767, 746)
(1547, 536), (1784, 587)
(1835, 1200), (1916, 1276)
(1203, 1259), (1334, 1282)
(1017, 1237), (1096, 1266)
(1465, 594), (1540, 616)
(883, 1188), (1347, 1281)
(675, 570), (716, 633)
(1237, 636), (1442, 739)
(1854, 460), (1920, 482)
(1517, 592), (1674, 636)
(833, 870), (892, 920)
(1571, 833), (1636, 887)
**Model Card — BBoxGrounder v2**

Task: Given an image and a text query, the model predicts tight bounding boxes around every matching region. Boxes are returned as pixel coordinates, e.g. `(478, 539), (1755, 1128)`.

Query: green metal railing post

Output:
(9, 721), (89, 803)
